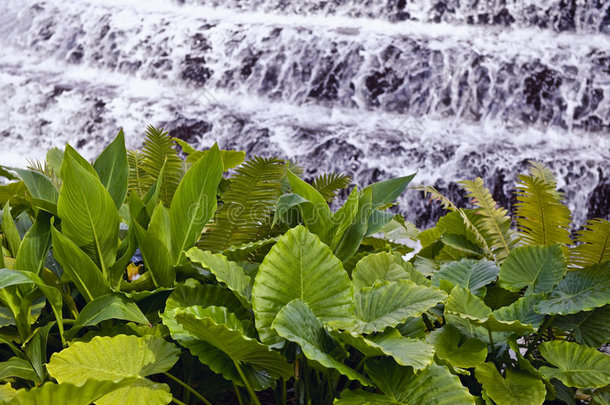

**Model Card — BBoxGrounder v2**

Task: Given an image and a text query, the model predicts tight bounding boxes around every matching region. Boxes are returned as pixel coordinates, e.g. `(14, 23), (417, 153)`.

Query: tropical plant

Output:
(0, 130), (607, 405)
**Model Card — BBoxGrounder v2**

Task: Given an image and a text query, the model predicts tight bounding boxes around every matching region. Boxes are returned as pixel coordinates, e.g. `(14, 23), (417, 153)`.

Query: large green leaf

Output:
(333, 188), (374, 262)
(554, 305), (610, 347)
(132, 218), (174, 288)
(47, 335), (179, 405)
(363, 174), (416, 209)
(332, 329), (434, 371)
(445, 286), (534, 335)
(534, 263), (610, 315)
(51, 226), (110, 302)
(427, 324), (487, 369)
(164, 279), (249, 321)
(286, 169), (332, 240)
(475, 362), (546, 405)
(337, 280), (446, 334)
(499, 245), (566, 294)
(174, 305), (292, 385)
(0, 357), (39, 382)
(492, 293), (546, 330)
(94, 130), (129, 209)
(1, 203), (20, 256)
(352, 252), (409, 290)
(57, 153), (119, 274)
(12, 168), (58, 214)
(431, 259), (499, 297)
(538, 341), (610, 388)
(14, 211), (51, 275)
(252, 226), (354, 345)
(336, 357), (475, 404)
(0, 380), (136, 405)
(186, 249), (252, 307)
(68, 294), (149, 338)
(0, 269), (64, 342)
(169, 143), (223, 264)
(328, 187), (359, 250)
(271, 299), (369, 385)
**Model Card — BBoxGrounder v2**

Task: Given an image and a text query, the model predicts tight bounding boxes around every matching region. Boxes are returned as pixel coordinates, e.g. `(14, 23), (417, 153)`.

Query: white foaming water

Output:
(0, 0), (608, 226)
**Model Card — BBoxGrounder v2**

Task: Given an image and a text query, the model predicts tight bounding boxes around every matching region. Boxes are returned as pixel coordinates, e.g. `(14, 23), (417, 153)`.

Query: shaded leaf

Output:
(539, 341), (610, 388)
(475, 362), (546, 405)
(499, 245), (566, 295)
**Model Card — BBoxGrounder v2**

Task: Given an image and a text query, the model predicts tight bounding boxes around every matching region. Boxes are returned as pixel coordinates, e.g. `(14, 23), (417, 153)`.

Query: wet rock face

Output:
(587, 171), (610, 221)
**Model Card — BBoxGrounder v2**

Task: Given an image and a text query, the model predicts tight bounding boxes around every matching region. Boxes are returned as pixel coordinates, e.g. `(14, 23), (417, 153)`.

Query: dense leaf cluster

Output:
(0, 128), (608, 404)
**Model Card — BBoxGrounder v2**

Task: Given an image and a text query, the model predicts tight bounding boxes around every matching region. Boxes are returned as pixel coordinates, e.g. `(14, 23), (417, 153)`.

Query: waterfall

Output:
(0, 0), (608, 226)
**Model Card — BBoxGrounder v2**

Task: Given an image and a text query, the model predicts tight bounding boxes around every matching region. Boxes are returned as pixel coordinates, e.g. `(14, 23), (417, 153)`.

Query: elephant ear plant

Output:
(0, 128), (608, 405)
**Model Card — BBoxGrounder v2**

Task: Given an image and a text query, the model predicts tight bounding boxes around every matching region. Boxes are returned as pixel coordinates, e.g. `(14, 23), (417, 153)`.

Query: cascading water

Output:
(0, 0), (608, 227)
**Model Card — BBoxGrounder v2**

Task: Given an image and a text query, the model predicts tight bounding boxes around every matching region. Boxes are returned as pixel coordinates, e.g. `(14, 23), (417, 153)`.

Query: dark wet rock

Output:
(167, 119), (212, 144)
(181, 55), (213, 85)
(587, 171), (610, 220)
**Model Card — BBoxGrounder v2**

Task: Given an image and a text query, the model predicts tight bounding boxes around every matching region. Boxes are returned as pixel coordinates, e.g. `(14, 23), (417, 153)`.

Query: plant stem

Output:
(163, 372), (212, 405)
(233, 382), (245, 405)
(234, 361), (261, 405)
(525, 315), (556, 357)
(487, 327), (497, 358)
(172, 398), (188, 405)
(281, 378), (287, 405)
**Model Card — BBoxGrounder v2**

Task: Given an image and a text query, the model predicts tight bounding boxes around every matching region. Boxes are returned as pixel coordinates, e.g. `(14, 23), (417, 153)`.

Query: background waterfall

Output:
(0, 0), (608, 227)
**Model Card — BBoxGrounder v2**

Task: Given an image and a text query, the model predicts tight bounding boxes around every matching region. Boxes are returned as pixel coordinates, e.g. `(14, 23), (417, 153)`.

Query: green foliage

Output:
(515, 167), (572, 247)
(199, 157), (286, 252)
(0, 128), (607, 405)
(139, 126), (184, 206)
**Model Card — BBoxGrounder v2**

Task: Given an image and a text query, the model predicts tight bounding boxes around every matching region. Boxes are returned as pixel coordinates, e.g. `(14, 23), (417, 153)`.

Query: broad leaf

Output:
(47, 335), (179, 405)
(334, 188), (374, 262)
(554, 305), (610, 347)
(1, 203), (20, 256)
(272, 300), (369, 385)
(0, 269), (64, 342)
(539, 341), (610, 388)
(169, 143), (223, 264)
(0, 358), (39, 382)
(534, 263), (610, 315)
(286, 169), (332, 240)
(499, 245), (566, 294)
(69, 294), (149, 338)
(475, 362), (546, 405)
(57, 153), (119, 274)
(174, 306), (292, 385)
(94, 130), (129, 209)
(14, 211), (52, 275)
(427, 325), (487, 369)
(1, 380), (136, 405)
(336, 357), (475, 404)
(252, 226), (354, 345)
(352, 252), (409, 290)
(12, 168), (59, 214)
(328, 187), (359, 250)
(51, 226), (110, 302)
(431, 259), (499, 297)
(363, 174), (415, 209)
(186, 249), (252, 307)
(338, 280), (446, 334)
(132, 218), (174, 288)
(332, 329), (434, 370)
(445, 287), (534, 335)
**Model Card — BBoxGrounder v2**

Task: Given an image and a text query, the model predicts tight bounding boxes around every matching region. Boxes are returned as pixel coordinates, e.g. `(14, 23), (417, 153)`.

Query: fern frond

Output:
(461, 178), (518, 262)
(570, 219), (610, 267)
(415, 185), (493, 259)
(515, 174), (572, 246)
(141, 125), (184, 206)
(528, 160), (563, 199)
(199, 157), (286, 252)
(127, 150), (147, 199)
(312, 173), (351, 202)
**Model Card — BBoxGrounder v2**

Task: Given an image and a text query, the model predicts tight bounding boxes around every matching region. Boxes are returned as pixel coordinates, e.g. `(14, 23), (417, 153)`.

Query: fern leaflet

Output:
(312, 173), (351, 202)
(571, 218), (610, 267)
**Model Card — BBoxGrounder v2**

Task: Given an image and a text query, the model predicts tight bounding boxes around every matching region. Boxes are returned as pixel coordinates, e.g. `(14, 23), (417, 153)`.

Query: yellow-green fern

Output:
(571, 219), (610, 267)
(460, 177), (517, 262)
